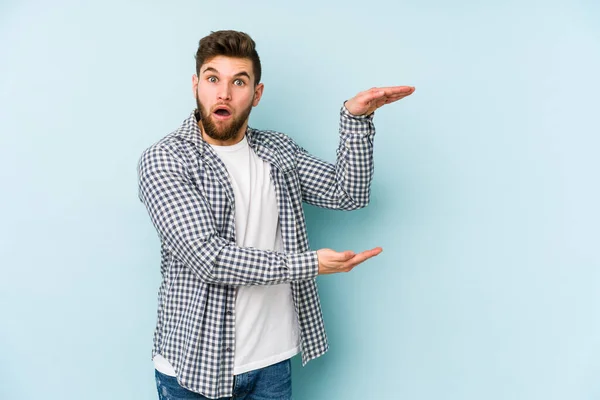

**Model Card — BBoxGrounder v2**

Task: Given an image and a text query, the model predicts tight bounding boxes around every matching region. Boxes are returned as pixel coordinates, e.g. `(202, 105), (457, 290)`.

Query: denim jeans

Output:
(155, 358), (292, 400)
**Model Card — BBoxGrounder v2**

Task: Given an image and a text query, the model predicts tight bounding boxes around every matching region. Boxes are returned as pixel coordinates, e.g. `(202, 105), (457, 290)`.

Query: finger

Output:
(355, 86), (414, 109)
(382, 95), (410, 105)
(381, 91), (415, 102)
(370, 88), (415, 109)
(345, 253), (376, 270)
(356, 88), (386, 105)
(362, 247), (383, 257)
(345, 247), (383, 268)
(375, 91), (415, 107)
(385, 91), (414, 100)
(377, 86), (415, 96)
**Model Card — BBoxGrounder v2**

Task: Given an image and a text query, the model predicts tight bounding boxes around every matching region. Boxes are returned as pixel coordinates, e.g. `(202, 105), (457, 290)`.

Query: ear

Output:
(192, 74), (199, 96)
(252, 83), (264, 107)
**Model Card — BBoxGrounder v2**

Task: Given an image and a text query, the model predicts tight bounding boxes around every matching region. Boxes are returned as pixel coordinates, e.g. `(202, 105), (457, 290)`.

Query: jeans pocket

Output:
(155, 370), (200, 400)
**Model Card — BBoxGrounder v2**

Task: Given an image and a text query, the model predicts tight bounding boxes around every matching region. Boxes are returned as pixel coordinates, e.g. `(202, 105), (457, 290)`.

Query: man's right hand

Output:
(316, 247), (383, 275)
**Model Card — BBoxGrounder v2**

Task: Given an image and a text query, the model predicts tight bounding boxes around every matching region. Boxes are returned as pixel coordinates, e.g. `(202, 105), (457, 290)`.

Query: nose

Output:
(217, 83), (231, 101)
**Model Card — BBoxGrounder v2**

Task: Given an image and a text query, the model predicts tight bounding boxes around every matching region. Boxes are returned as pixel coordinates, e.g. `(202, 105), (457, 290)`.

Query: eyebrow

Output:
(202, 67), (251, 80)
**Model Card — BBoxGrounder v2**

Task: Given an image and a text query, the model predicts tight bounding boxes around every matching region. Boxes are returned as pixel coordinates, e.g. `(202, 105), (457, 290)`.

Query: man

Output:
(138, 30), (415, 400)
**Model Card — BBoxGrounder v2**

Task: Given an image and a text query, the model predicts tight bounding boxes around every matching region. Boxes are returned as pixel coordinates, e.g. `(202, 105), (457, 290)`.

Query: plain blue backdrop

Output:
(1, 0), (599, 399)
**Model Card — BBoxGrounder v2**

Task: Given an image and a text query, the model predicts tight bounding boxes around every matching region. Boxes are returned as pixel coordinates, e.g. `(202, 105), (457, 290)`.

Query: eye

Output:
(233, 79), (245, 86)
(207, 76), (218, 83)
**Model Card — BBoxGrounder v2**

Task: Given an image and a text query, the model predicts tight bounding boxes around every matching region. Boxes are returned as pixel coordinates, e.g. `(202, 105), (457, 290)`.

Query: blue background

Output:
(1, 0), (599, 399)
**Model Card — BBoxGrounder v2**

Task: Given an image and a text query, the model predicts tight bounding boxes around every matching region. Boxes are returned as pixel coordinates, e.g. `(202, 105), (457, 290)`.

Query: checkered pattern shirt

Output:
(137, 105), (375, 398)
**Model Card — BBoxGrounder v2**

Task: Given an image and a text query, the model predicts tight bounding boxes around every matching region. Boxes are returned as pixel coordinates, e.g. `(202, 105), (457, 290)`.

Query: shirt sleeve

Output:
(138, 144), (318, 286)
(295, 104), (376, 210)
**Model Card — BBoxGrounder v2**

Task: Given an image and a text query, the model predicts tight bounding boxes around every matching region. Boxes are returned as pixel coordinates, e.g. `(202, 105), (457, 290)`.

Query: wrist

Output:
(342, 102), (374, 119)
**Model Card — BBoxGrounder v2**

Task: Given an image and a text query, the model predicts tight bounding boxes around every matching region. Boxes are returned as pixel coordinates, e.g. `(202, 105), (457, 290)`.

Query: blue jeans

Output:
(155, 358), (292, 399)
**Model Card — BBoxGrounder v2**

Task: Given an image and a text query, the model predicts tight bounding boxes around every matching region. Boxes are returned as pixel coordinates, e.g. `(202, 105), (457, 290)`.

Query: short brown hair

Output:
(195, 30), (262, 85)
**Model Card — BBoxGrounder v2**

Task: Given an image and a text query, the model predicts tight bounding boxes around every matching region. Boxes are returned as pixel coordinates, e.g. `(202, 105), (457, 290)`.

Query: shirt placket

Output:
(199, 145), (238, 393)
(222, 285), (236, 395)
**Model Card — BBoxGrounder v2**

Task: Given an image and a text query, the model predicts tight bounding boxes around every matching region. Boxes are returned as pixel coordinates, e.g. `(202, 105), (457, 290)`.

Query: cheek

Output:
(196, 83), (213, 97)
(233, 91), (253, 109)
(196, 88), (212, 106)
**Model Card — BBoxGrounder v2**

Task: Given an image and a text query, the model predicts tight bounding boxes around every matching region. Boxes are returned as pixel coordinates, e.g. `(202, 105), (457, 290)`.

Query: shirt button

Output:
(226, 311), (233, 316)
(226, 347), (232, 352)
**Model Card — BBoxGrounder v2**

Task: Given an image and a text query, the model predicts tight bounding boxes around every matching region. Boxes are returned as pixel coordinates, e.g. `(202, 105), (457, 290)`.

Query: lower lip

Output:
(213, 112), (232, 121)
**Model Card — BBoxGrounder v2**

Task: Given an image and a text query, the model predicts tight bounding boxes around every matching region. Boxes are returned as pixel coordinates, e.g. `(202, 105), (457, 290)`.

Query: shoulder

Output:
(138, 129), (190, 175)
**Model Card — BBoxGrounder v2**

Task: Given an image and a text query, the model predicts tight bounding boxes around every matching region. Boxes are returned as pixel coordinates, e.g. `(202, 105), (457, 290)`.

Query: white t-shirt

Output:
(154, 135), (300, 376)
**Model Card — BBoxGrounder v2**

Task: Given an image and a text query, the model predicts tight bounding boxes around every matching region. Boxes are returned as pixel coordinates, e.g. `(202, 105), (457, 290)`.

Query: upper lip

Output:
(212, 105), (232, 114)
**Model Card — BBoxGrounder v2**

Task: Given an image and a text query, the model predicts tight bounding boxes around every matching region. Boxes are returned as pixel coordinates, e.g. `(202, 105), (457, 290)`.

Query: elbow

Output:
(354, 198), (370, 210)
(342, 193), (370, 210)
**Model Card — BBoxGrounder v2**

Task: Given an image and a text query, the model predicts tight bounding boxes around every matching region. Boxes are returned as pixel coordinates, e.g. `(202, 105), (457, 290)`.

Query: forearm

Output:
(298, 105), (376, 209)
(162, 231), (319, 286)
(336, 104), (376, 207)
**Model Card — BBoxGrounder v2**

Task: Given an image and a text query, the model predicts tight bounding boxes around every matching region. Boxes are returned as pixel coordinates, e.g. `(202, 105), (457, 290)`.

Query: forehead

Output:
(201, 56), (254, 77)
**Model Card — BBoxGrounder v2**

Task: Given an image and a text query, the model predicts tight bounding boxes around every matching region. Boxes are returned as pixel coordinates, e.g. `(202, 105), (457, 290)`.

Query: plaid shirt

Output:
(137, 105), (375, 398)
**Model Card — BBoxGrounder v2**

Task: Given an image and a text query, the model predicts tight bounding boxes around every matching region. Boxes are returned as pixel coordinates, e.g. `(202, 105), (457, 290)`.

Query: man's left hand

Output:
(345, 86), (415, 117)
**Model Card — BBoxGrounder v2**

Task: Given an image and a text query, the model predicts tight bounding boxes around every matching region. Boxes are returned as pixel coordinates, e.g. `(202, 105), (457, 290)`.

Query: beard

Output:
(196, 94), (253, 142)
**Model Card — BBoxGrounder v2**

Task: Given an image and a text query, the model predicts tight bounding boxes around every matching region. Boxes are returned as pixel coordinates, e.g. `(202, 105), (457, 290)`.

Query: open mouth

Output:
(213, 107), (231, 118)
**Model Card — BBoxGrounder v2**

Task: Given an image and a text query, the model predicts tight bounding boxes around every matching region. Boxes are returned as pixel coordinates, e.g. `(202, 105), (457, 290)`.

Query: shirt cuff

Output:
(287, 251), (319, 281)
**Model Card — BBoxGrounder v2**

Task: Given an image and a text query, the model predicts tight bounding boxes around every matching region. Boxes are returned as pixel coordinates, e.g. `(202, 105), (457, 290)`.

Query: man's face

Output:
(193, 56), (264, 145)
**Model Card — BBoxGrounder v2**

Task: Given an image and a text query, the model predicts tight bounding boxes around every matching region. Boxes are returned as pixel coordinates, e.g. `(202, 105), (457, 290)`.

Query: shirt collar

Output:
(173, 111), (206, 153)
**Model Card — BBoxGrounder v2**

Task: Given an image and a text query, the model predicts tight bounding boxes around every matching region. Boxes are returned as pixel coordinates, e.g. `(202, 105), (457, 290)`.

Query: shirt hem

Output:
(153, 354), (177, 376)
(233, 346), (300, 375)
